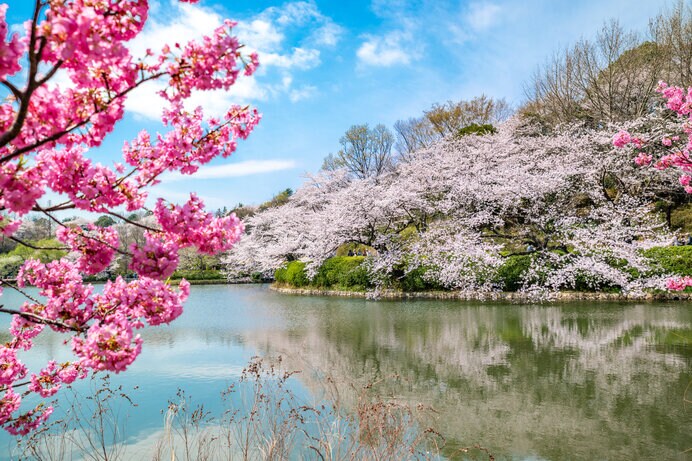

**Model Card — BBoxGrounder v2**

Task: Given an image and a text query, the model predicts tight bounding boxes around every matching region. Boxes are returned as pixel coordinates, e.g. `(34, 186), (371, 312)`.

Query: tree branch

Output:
(9, 236), (67, 251)
(0, 305), (84, 332)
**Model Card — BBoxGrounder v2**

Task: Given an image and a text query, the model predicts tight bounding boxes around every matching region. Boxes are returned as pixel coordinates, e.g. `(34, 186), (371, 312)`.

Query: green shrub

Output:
(399, 266), (430, 291)
(171, 269), (225, 280)
(670, 203), (692, 233)
(387, 264), (441, 292)
(643, 246), (692, 276)
(497, 255), (532, 291)
(0, 255), (23, 278)
(250, 272), (265, 283)
(457, 123), (496, 137)
(572, 272), (621, 293)
(274, 261), (309, 287)
(313, 256), (369, 289)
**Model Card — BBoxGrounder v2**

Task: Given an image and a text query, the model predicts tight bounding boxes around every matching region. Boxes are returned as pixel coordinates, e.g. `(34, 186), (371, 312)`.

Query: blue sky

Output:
(4, 0), (674, 211)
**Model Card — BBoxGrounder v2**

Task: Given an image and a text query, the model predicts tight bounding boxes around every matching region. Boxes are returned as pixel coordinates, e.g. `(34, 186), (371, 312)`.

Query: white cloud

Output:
(123, 1), (334, 120)
(289, 85), (318, 102)
(262, 47), (321, 69)
(311, 22), (343, 46)
(274, 1), (322, 26)
(162, 160), (297, 182)
(467, 2), (502, 31)
(126, 77), (269, 121)
(129, 2), (223, 58)
(265, 1), (344, 46)
(357, 30), (414, 67)
(235, 19), (284, 52)
(148, 187), (226, 209)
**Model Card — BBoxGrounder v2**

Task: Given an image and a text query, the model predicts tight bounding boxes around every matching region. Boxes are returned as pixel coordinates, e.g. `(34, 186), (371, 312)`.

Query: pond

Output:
(0, 284), (690, 460)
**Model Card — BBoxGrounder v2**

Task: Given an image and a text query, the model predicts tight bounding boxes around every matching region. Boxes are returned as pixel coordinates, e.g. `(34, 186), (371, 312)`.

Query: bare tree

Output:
(424, 95), (511, 137)
(393, 117), (438, 161)
(369, 124), (395, 177)
(578, 21), (662, 122)
(650, 0), (692, 88)
(323, 124), (395, 179)
(523, 16), (676, 126)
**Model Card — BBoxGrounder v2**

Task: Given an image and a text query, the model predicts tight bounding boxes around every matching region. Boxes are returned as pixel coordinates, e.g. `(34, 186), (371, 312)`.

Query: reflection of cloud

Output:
(133, 363), (246, 380)
(161, 160), (297, 182)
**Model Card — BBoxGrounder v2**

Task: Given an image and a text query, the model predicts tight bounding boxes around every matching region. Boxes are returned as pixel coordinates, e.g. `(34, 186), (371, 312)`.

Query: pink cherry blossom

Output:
(666, 276), (692, 291)
(0, 389), (21, 426)
(634, 152), (653, 166)
(0, 0), (259, 433)
(0, 5), (23, 81)
(0, 347), (27, 386)
(28, 361), (62, 398)
(613, 130), (632, 148)
(129, 233), (179, 280)
(4, 406), (53, 436)
(72, 319), (142, 373)
(56, 224), (119, 274)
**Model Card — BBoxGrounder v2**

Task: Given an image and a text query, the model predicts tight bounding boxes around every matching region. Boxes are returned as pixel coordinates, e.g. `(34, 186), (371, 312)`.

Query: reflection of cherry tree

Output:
(0, 1), (258, 433)
(228, 118), (676, 292)
(239, 296), (690, 460)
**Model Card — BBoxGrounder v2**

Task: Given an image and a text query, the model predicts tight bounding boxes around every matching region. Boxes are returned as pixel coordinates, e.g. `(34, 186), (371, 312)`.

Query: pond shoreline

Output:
(270, 285), (692, 302)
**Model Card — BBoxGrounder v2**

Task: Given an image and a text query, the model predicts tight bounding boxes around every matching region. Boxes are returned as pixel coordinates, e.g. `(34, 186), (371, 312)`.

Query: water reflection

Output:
(241, 292), (692, 461)
(0, 285), (689, 460)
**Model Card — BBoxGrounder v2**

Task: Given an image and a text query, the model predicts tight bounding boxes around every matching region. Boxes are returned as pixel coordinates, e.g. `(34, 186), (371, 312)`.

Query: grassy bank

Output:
(270, 285), (692, 301)
(272, 248), (692, 295)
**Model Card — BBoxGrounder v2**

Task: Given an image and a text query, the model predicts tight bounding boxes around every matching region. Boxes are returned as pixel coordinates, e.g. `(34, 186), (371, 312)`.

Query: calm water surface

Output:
(0, 284), (690, 460)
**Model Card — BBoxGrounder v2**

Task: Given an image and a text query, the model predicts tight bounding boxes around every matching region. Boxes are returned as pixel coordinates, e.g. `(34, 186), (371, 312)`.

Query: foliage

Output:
(93, 215), (116, 228)
(394, 95), (510, 160)
(323, 124), (395, 179)
(497, 255), (533, 291)
(0, 255), (23, 278)
(335, 242), (372, 256)
(170, 270), (225, 281)
(524, 3), (692, 128)
(523, 22), (664, 125)
(393, 265), (441, 292)
(9, 239), (68, 263)
(177, 247), (222, 272)
(670, 203), (692, 232)
(643, 246), (692, 276)
(0, 0), (259, 434)
(457, 123), (496, 137)
(313, 256), (370, 289)
(258, 188), (293, 211)
(274, 261), (310, 287)
(425, 95), (510, 138)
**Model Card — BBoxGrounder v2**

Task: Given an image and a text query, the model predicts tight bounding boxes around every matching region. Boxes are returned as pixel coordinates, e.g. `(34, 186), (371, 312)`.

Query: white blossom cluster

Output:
(226, 116), (681, 294)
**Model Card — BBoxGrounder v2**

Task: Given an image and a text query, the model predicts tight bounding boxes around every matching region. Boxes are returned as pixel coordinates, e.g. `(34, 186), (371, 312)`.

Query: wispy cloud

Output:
(467, 2), (502, 31)
(162, 160), (297, 182)
(290, 85), (318, 102)
(356, 1), (423, 68)
(357, 29), (416, 67)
